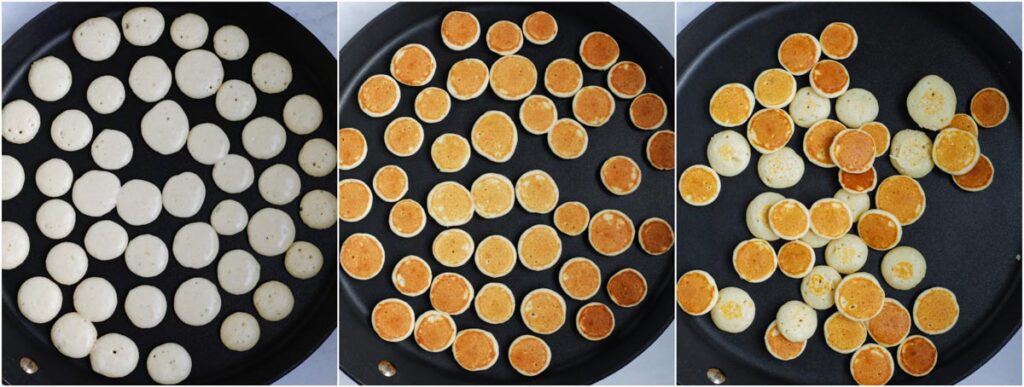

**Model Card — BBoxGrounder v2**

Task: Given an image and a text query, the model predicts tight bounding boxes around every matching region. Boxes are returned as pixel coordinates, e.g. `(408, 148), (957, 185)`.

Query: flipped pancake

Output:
(490, 55), (537, 101)
(452, 329), (498, 371)
(474, 235), (517, 278)
(754, 68), (797, 108)
(517, 225), (562, 271)
(777, 33), (820, 75)
(868, 298), (911, 347)
(777, 240), (814, 278)
(607, 61), (645, 99)
(676, 270), (718, 316)
(576, 302), (615, 341)
(630, 93), (667, 130)
(440, 11), (480, 50)
(544, 58), (583, 97)
(471, 110), (518, 162)
(572, 86), (615, 127)
(372, 164), (408, 202)
(587, 209), (635, 256)
(357, 74), (400, 117)
(338, 179), (372, 223)
(953, 154), (994, 192)
(447, 58), (490, 100)
(508, 335), (551, 377)
(835, 273), (885, 321)
(638, 217), (673, 255)
(819, 22), (858, 59)
(932, 128), (980, 175)
(388, 199), (426, 238)
(474, 282), (516, 324)
(519, 95), (557, 134)
(371, 298), (415, 342)
(859, 121), (890, 157)
(808, 198), (852, 239)
(802, 119), (845, 167)
(810, 59), (850, 98)
(970, 87), (1009, 128)
(830, 129), (875, 173)
(430, 133), (471, 173)
(471, 172), (515, 218)
(520, 288), (566, 335)
(600, 155), (642, 195)
(433, 228), (475, 267)
(430, 272), (474, 315)
(824, 311), (867, 354)
(414, 310), (457, 352)
(857, 210), (902, 251)
(607, 268), (647, 307)
(913, 287), (959, 335)
(547, 118), (588, 159)
(678, 164), (720, 206)
(747, 108), (794, 154)
(338, 127), (366, 170)
(553, 201), (590, 236)
(875, 175), (926, 225)
(709, 83), (755, 127)
(486, 20), (523, 55)
(383, 117), (424, 157)
(392, 255), (432, 296)
(522, 11), (558, 45)
(414, 87), (451, 123)
(390, 43), (436, 86)
(579, 31), (619, 70)
(340, 233), (384, 280)
(646, 130), (675, 170)
(515, 170), (559, 214)
(946, 113), (979, 137)
(764, 320), (806, 361)
(732, 238), (777, 283)
(838, 167), (877, 194)
(558, 257), (601, 300)
(850, 344), (894, 386)
(768, 199), (809, 240)
(426, 181), (474, 227)
(897, 335), (938, 377)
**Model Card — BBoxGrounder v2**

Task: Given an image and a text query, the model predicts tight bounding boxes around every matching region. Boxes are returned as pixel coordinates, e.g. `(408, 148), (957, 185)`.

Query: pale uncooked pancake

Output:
(392, 255), (432, 296)
(242, 116), (286, 160)
(2, 100), (41, 144)
(490, 55), (537, 101)
(746, 192), (785, 241)
(72, 169), (120, 217)
(789, 86), (831, 128)
(486, 20), (524, 55)
(251, 52), (292, 94)
(415, 87), (451, 124)
(711, 287), (755, 333)
(824, 311), (866, 354)
(577, 302), (615, 341)
(544, 58), (583, 97)
(28, 56), (72, 102)
(889, 129), (934, 178)
(431, 133), (471, 173)
(384, 117), (424, 157)
(175, 49), (224, 99)
(646, 130), (675, 171)
(84, 220), (127, 261)
(220, 312), (260, 351)
(836, 88), (878, 128)
(214, 25), (248, 60)
(129, 56), (172, 102)
(607, 61), (646, 99)
(732, 238), (777, 283)
(426, 181), (474, 227)
(124, 285), (167, 329)
(245, 208), (295, 256)
(51, 109), (94, 151)
(907, 75), (956, 131)
(517, 225), (561, 271)
(141, 100), (188, 155)
(51, 312), (97, 359)
(452, 329), (499, 371)
(757, 147), (804, 189)
(170, 13), (208, 50)
(515, 170), (559, 214)
(414, 311), (457, 353)
(474, 282), (516, 324)
(547, 118), (588, 159)
(971, 87), (1009, 128)
(216, 249), (260, 295)
(588, 209), (634, 256)
(471, 172), (515, 218)
(558, 257), (601, 300)
(73, 17), (120, 61)
(953, 154), (994, 192)
(880, 246), (926, 291)
(835, 272), (885, 321)
(522, 11), (558, 45)
(746, 108), (794, 154)
(90, 333), (139, 378)
(802, 265), (841, 310)
(430, 272), (474, 315)
(433, 228), (474, 267)
(913, 287), (959, 335)
(147, 342), (192, 385)
(820, 22), (858, 59)
(850, 344), (894, 385)
(520, 95), (557, 134)
(340, 233), (385, 280)
(898, 335), (938, 377)
(372, 165), (408, 202)
(391, 44), (436, 86)
(776, 300), (817, 342)
(212, 154), (254, 194)
(572, 85), (615, 127)
(509, 335), (551, 376)
(767, 198), (809, 240)
(17, 276), (62, 323)
(284, 241), (323, 280)
(86, 75), (126, 114)
(579, 31), (619, 70)
(553, 201), (590, 236)
(253, 281), (294, 321)
(709, 83), (754, 127)
(764, 320), (806, 361)
(371, 298), (415, 342)
(868, 298), (911, 347)
(45, 242), (88, 285)
(162, 171), (205, 218)
(932, 128), (980, 175)
(825, 234), (867, 274)
(121, 7), (163, 46)
(520, 288), (566, 334)
(777, 33), (820, 75)
(36, 198), (76, 240)
(631, 93), (667, 130)
(2, 156), (24, 200)
(857, 209), (902, 251)
(35, 158), (73, 198)
(440, 11), (480, 50)
(172, 222), (218, 269)
(607, 268), (647, 307)
(298, 138), (336, 177)
(809, 59), (849, 98)
(707, 130), (750, 177)
(447, 58), (489, 100)
(73, 277), (117, 322)
(215, 80), (257, 122)
(678, 164), (720, 206)
(358, 74), (400, 117)
(299, 189), (337, 230)
(91, 129), (133, 170)
(676, 270), (718, 316)
(475, 235), (517, 278)
(257, 164), (301, 205)
(339, 127), (367, 171)
(753, 68), (797, 109)
(125, 234), (168, 278)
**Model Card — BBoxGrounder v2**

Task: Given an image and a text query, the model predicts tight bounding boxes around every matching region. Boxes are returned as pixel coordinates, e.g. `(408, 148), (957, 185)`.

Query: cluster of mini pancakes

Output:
(676, 21), (1008, 385)
(2, 7), (334, 384)
(339, 9), (674, 377)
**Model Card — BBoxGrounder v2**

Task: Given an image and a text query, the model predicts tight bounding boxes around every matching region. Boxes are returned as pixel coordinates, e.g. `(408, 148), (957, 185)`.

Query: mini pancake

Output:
(389, 199), (426, 238)
(764, 320), (806, 361)
(490, 55), (537, 101)
(835, 272), (886, 321)
(517, 225), (562, 271)
(338, 128), (367, 170)
(820, 22), (858, 59)
(908, 75), (956, 130)
(486, 20), (523, 56)
(889, 129), (935, 178)
(858, 210), (902, 251)
(790, 86), (831, 128)
(809, 198), (853, 239)
(452, 329), (499, 371)
(547, 118), (589, 159)
(801, 231), (830, 248)
(545, 58), (583, 98)
(747, 108), (794, 154)
(859, 122), (890, 157)
(970, 87), (1009, 128)
(777, 240), (815, 278)
(475, 282), (516, 324)
(579, 32), (619, 70)
(836, 88), (879, 128)
(427, 181), (474, 226)
(824, 311), (867, 354)
(372, 165), (408, 202)
(850, 344), (894, 386)
(835, 189), (870, 222)
(758, 145), (806, 188)
(340, 233), (384, 280)
(768, 199), (810, 241)
(520, 95), (557, 134)
(868, 298), (911, 347)
(475, 235), (517, 278)
(947, 113), (979, 137)
(711, 287), (756, 333)
(802, 265), (842, 310)
(932, 128), (980, 175)
(371, 298), (415, 342)
(383, 117), (424, 157)
(521, 289), (566, 334)
(471, 110), (518, 162)
(777, 33), (820, 75)
(433, 229), (475, 267)
(522, 11), (557, 45)
(440, 11), (480, 50)
(607, 61), (646, 99)
(338, 179), (372, 223)
(746, 192), (785, 241)
(630, 93), (667, 130)
(647, 130), (675, 170)
(880, 246), (927, 291)
(776, 300), (817, 342)
(515, 170), (559, 214)
(709, 83), (755, 127)
(825, 234), (868, 274)
(559, 257), (601, 300)
(600, 156), (642, 195)
(839, 167), (877, 194)
(678, 165), (721, 206)
(572, 86), (615, 127)
(638, 218), (674, 256)
(430, 272), (475, 315)
(447, 58), (490, 100)
(357, 74), (400, 118)
(953, 153), (994, 192)
(898, 335), (938, 377)
(830, 129), (876, 173)
(390, 44), (436, 87)
(754, 68), (797, 109)
(431, 133), (471, 173)
(607, 268), (647, 308)
(913, 287), (959, 335)
(414, 310), (457, 352)
(415, 87), (451, 123)
(471, 173), (515, 218)
(553, 201), (590, 236)
(587, 209), (635, 256)
(732, 238), (777, 283)
(577, 302), (615, 341)
(676, 270), (719, 316)
(509, 335), (551, 377)
(392, 255), (432, 297)
(875, 175), (926, 225)
(809, 60), (850, 98)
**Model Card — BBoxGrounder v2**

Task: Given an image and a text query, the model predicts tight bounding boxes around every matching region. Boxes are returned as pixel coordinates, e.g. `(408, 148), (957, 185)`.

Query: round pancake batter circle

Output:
(84, 220), (128, 261)
(889, 129), (934, 178)
(170, 12), (208, 50)
(147, 342), (192, 385)
(73, 277), (117, 322)
(251, 52), (292, 94)
(246, 208), (295, 257)
(172, 222), (218, 269)
(162, 171), (205, 218)
(175, 49), (224, 99)
(253, 280), (294, 321)
(86, 75), (125, 114)
(36, 199), (76, 240)
(125, 234), (168, 278)
(91, 129), (133, 170)
(18, 276), (63, 323)
(212, 154), (255, 194)
(51, 109), (93, 151)
(124, 285), (167, 329)
(28, 56), (72, 102)
(216, 249), (260, 296)
(299, 189), (337, 230)
(220, 312), (260, 352)
(802, 265), (841, 310)
(129, 56), (172, 103)
(121, 6), (164, 46)
(340, 233), (385, 280)
(2, 156), (24, 200)
(284, 241), (323, 280)
(174, 277), (222, 326)
(45, 242), (88, 285)
(214, 25), (249, 61)
(299, 138), (336, 177)
(257, 164), (301, 205)
(73, 16), (120, 62)
(141, 100), (188, 155)
(2, 100), (41, 144)
(587, 209), (635, 256)
(711, 287), (755, 333)
(215, 80), (257, 122)
(51, 312), (97, 359)
(89, 333), (139, 378)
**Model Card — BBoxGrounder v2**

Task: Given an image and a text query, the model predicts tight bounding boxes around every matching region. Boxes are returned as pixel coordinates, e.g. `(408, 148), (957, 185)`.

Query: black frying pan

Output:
(676, 2), (1021, 385)
(2, 3), (336, 384)
(338, 2), (675, 384)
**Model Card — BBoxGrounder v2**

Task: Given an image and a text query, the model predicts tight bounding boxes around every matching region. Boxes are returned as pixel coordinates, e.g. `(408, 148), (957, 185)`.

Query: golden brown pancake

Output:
(638, 217), (673, 256)
(646, 130), (675, 170)
(558, 257), (601, 300)
(430, 272), (474, 315)
(824, 311), (867, 354)
(747, 108), (794, 153)
(913, 287), (959, 335)
(371, 298), (415, 342)
(600, 155), (642, 195)
(522, 11), (557, 45)
(678, 164), (720, 206)
(630, 93), (667, 130)
(340, 233), (384, 280)
(414, 310), (457, 352)
(338, 127), (367, 170)
(850, 344), (894, 385)
(830, 129), (875, 173)
(839, 167), (877, 194)
(509, 335), (551, 376)
(754, 68), (797, 108)
(946, 113), (978, 137)
(577, 302), (615, 341)
(390, 43), (436, 86)
(579, 31), (619, 70)
(809, 198), (852, 239)
(471, 110), (518, 162)
(858, 210), (902, 251)
(383, 117), (424, 157)
(433, 228), (475, 267)
(427, 181), (474, 227)
(709, 83), (754, 127)
(490, 55), (537, 100)
(953, 154), (994, 192)
(835, 273), (885, 321)
(358, 74), (400, 117)
(607, 61), (645, 99)
(452, 329), (499, 371)
(932, 128), (980, 175)
(572, 86), (615, 127)
(431, 133), (471, 173)
(519, 95), (557, 134)
(777, 240), (814, 278)
(372, 165), (408, 202)
(588, 209), (635, 256)
(768, 199), (809, 240)
(415, 86), (451, 123)
(810, 59), (850, 98)
(474, 282), (515, 324)
(875, 175), (926, 225)
(447, 58), (490, 100)
(676, 270), (718, 316)
(475, 235), (517, 278)
(440, 11), (480, 50)
(607, 268), (647, 307)
(764, 320), (806, 361)
(515, 170), (559, 214)
(544, 58), (583, 97)
(868, 298), (911, 347)
(820, 22), (858, 59)
(389, 199), (426, 238)
(520, 288), (566, 334)
(471, 173), (515, 218)
(732, 238), (777, 283)
(547, 118), (588, 159)
(486, 20), (523, 55)
(553, 201), (590, 236)
(898, 335), (938, 377)
(339, 179), (373, 223)
(517, 225), (562, 271)
(392, 255), (432, 296)
(803, 119), (845, 167)
(971, 87), (1009, 128)
(778, 33), (820, 75)
(859, 121), (890, 157)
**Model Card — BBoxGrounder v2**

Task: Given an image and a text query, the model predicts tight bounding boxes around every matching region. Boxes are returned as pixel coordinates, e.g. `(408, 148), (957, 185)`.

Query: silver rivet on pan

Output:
(20, 357), (38, 374)
(1015, 254), (1020, 261)
(378, 360), (396, 377)
(707, 367), (725, 384)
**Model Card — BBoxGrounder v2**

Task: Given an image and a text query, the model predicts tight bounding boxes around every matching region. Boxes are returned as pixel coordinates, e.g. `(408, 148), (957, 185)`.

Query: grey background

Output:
(336, 2), (675, 385)
(676, 2), (1022, 385)
(1, 2), (338, 385)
